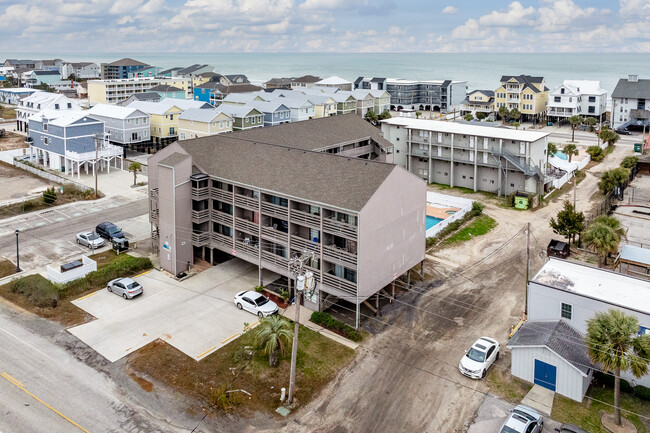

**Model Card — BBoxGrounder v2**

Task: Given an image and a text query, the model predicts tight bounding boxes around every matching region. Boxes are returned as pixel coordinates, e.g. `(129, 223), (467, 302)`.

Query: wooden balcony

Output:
(261, 201), (288, 219)
(234, 240), (259, 258)
(191, 186), (209, 201)
(235, 217), (258, 235)
(322, 244), (357, 267)
(211, 232), (233, 250)
(191, 208), (210, 223)
(211, 209), (233, 226)
(261, 226), (288, 244)
(290, 209), (320, 228)
(322, 218), (357, 239)
(262, 250), (289, 269)
(192, 231), (210, 246)
(234, 194), (258, 210)
(211, 189), (233, 202)
(322, 273), (357, 296)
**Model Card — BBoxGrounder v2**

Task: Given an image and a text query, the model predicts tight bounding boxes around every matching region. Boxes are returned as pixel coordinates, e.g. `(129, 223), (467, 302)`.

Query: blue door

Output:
(534, 359), (557, 391)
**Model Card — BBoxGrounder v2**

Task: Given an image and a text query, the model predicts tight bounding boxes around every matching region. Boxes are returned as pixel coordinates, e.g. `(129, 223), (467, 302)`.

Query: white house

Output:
(88, 104), (150, 145)
(528, 258), (650, 387)
(16, 92), (80, 133)
(611, 74), (650, 129)
(547, 80), (607, 121)
(314, 76), (353, 91)
(278, 96), (315, 122)
(61, 62), (101, 79)
(507, 320), (593, 402)
(0, 87), (38, 105)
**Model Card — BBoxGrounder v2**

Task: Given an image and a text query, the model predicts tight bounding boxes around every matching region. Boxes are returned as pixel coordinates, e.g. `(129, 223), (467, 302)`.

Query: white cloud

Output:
(478, 1), (535, 26)
(441, 6), (457, 15)
(388, 25), (406, 36)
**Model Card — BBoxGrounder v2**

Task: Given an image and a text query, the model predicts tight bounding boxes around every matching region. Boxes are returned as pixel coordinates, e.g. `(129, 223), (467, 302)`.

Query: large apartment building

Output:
(381, 118), (549, 196)
(547, 80), (607, 122)
(100, 58), (150, 79)
(495, 75), (549, 122)
(611, 74), (650, 129)
(87, 77), (191, 106)
(367, 78), (467, 113)
(148, 117), (425, 327)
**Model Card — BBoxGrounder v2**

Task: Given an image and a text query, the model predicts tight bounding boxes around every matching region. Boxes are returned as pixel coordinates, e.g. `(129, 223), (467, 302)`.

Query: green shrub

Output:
(621, 156), (639, 169)
(507, 193), (515, 208)
(469, 201), (484, 217)
(592, 371), (633, 393)
(10, 274), (59, 307)
(586, 146), (605, 162)
(42, 187), (57, 204)
(253, 285), (265, 293)
(633, 385), (650, 401)
(311, 311), (362, 342)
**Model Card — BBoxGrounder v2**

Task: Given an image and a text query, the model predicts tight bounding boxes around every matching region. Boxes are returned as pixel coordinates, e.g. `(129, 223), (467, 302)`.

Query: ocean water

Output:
(3, 52), (650, 93)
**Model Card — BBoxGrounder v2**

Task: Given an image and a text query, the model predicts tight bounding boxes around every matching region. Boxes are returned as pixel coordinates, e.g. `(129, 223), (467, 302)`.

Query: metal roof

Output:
(618, 245), (650, 266)
(612, 78), (650, 99)
(178, 108), (232, 122)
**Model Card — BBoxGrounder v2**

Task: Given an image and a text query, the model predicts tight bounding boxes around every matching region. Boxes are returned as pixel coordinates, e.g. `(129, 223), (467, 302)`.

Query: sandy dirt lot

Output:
(0, 161), (49, 202)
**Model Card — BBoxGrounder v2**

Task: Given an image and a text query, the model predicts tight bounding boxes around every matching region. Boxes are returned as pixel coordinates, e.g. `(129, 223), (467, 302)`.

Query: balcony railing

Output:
(322, 244), (357, 267)
(150, 187), (159, 201)
(410, 147), (430, 157)
(234, 194), (258, 209)
(291, 235), (318, 252)
(150, 208), (159, 223)
(191, 186), (209, 200)
(261, 201), (288, 219)
(322, 273), (357, 296)
(290, 209), (320, 227)
(235, 240), (259, 258)
(192, 231), (210, 246)
(262, 250), (289, 269)
(211, 189), (233, 202)
(261, 226), (288, 244)
(191, 208), (210, 222)
(323, 218), (357, 239)
(211, 209), (233, 226)
(235, 217), (258, 235)
(211, 232), (233, 249)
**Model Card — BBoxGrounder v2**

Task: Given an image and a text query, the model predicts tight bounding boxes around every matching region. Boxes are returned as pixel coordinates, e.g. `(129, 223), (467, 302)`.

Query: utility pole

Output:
(573, 175), (577, 209)
(287, 250), (315, 405)
(14, 230), (20, 273)
(524, 222), (530, 317)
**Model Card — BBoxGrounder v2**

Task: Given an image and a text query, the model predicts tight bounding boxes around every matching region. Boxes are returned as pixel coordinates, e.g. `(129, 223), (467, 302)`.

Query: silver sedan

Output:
(76, 231), (105, 249)
(107, 277), (143, 299)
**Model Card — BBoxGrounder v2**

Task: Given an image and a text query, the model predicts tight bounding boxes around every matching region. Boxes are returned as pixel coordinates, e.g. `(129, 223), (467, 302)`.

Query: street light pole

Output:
(93, 133), (101, 199)
(15, 230), (20, 273)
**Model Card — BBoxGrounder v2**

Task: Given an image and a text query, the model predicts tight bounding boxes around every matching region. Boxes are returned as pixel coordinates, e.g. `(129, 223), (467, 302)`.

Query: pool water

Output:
(426, 215), (444, 230)
(555, 151), (568, 160)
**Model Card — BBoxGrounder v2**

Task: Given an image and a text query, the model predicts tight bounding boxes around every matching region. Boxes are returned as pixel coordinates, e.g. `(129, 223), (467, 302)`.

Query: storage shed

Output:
(615, 245), (650, 278)
(507, 320), (593, 402)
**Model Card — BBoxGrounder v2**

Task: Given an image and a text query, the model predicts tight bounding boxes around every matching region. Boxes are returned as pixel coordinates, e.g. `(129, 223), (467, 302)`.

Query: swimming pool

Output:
(555, 151), (568, 160)
(426, 215), (444, 230)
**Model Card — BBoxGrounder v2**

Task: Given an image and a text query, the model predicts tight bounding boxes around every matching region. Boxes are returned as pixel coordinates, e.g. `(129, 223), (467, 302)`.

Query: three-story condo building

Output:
(148, 128), (425, 327)
(495, 75), (549, 122)
(381, 118), (549, 196)
(547, 80), (607, 122)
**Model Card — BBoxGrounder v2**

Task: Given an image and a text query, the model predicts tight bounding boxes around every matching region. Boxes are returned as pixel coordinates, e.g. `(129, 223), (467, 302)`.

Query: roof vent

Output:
(629, 74), (639, 83)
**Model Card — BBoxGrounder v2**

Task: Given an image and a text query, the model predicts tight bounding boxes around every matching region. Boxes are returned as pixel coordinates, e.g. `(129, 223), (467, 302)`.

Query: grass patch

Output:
(128, 322), (355, 415)
(442, 215), (497, 245)
(0, 252), (152, 326)
(0, 106), (16, 119)
(0, 183), (101, 220)
(486, 364), (532, 403)
(310, 311), (363, 342)
(0, 258), (16, 278)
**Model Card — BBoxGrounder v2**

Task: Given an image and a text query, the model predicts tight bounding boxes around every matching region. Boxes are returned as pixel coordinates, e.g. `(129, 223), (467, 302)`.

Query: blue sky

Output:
(0, 0), (648, 52)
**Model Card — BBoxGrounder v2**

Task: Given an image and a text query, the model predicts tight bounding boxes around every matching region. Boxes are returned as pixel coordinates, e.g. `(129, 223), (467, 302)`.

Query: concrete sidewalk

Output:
(282, 304), (359, 350)
(521, 384), (555, 416)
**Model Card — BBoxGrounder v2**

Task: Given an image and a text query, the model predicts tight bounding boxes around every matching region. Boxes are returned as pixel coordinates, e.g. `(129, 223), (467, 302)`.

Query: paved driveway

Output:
(467, 394), (561, 433)
(69, 259), (279, 362)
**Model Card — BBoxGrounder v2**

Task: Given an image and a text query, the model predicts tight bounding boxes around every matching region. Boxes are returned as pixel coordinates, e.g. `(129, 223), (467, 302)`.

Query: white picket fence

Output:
(426, 192), (475, 238)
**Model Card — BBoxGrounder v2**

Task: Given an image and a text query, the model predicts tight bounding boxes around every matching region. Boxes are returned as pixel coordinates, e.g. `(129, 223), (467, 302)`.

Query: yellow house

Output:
(495, 75), (548, 121)
(460, 90), (495, 115)
(178, 108), (234, 139)
(306, 95), (338, 118)
(87, 77), (191, 105)
(127, 101), (182, 143)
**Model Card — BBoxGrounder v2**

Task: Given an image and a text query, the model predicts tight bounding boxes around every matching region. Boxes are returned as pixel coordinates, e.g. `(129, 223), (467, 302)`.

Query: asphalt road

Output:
(0, 198), (148, 270)
(0, 302), (181, 433)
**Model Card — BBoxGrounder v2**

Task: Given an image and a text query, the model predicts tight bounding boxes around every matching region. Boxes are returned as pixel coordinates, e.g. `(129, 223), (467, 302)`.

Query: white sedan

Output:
(234, 290), (279, 318)
(459, 336), (500, 379)
(76, 231), (105, 249)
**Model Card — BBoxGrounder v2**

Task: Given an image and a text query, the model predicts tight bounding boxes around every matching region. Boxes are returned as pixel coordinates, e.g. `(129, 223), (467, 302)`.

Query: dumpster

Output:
(112, 237), (130, 254)
(514, 195), (529, 209)
(634, 143), (643, 153)
(547, 121), (553, 126)
(547, 239), (570, 258)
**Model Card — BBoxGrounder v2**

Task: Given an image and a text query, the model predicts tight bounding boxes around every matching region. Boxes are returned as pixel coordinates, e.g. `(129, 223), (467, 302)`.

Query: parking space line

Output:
(197, 346), (217, 359)
(75, 291), (99, 302)
(134, 270), (151, 278)
(220, 334), (239, 345)
(54, 209), (70, 218)
(38, 213), (52, 223)
(244, 321), (259, 331)
(1, 372), (91, 433)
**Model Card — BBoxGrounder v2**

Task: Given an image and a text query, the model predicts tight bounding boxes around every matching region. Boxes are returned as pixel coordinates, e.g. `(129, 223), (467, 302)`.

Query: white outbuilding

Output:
(507, 320), (593, 402)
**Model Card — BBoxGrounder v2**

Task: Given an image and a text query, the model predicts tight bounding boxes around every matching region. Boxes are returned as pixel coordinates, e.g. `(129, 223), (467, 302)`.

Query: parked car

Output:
(615, 127), (632, 135)
(107, 277), (143, 299)
(499, 405), (543, 433)
(555, 424), (588, 433)
(75, 231), (105, 249)
(234, 290), (279, 318)
(458, 336), (499, 379)
(96, 222), (125, 241)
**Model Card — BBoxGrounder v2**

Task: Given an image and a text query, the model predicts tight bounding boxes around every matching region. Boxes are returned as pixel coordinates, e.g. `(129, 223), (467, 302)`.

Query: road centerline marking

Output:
(1, 371), (91, 433)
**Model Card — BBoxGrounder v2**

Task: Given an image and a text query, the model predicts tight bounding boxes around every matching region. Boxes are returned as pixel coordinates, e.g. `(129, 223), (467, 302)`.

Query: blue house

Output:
(28, 111), (123, 179)
(101, 58), (151, 79)
(249, 101), (291, 126)
(193, 81), (219, 104)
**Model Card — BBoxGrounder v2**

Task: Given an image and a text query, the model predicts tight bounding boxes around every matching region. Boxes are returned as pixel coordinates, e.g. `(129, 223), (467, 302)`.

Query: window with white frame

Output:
(44, 137), (49, 144)
(561, 303), (572, 320)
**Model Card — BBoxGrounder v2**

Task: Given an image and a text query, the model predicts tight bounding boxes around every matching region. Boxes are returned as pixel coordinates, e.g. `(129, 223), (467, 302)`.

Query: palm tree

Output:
(562, 143), (579, 163)
(599, 127), (621, 147)
(254, 315), (293, 367)
(463, 113), (474, 122)
(593, 216), (627, 241)
(586, 309), (650, 427)
(583, 222), (619, 267)
(509, 108), (521, 123)
(568, 115), (583, 142)
(498, 106), (509, 124)
(583, 117), (597, 132)
(128, 162), (142, 186)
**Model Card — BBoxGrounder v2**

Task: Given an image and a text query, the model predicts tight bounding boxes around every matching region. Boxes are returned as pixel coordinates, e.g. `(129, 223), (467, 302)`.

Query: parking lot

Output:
(69, 258), (280, 362)
(467, 394), (561, 433)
